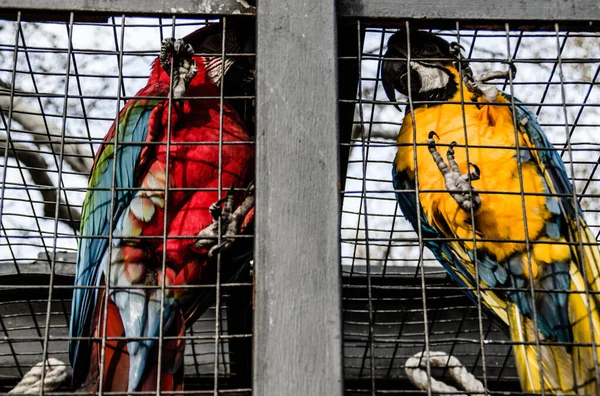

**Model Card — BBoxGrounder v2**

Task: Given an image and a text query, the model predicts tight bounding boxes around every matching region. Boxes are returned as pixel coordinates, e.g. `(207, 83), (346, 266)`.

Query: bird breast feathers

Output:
(395, 99), (551, 262)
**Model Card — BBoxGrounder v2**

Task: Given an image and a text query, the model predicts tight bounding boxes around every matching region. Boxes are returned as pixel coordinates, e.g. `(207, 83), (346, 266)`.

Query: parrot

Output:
(69, 22), (255, 393)
(381, 29), (600, 395)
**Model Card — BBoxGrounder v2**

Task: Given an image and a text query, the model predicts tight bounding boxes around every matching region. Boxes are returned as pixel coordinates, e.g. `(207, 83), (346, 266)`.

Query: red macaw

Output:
(69, 23), (255, 393)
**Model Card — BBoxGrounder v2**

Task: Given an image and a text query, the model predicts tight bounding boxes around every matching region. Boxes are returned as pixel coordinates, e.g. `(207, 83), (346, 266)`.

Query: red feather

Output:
(78, 43), (254, 392)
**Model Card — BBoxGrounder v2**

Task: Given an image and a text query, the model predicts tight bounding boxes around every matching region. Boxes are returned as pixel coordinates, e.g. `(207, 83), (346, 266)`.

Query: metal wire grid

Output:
(0, 13), (255, 394)
(340, 21), (600, 394)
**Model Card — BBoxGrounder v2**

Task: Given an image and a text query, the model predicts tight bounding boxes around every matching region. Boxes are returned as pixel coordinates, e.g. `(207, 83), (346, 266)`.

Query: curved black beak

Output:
(381, 47), (405, 113)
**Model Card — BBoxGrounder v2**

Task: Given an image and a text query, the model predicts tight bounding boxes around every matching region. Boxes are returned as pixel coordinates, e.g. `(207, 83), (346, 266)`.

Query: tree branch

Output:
(0, 80), (93, 174)
(0, 140), (81, 231)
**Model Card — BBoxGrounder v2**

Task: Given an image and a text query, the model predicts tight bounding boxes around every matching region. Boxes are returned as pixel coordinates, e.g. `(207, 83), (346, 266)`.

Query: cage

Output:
(0, 1), (599, 396)
(0, 9), (256, 394)
(339, 12), (600, 395)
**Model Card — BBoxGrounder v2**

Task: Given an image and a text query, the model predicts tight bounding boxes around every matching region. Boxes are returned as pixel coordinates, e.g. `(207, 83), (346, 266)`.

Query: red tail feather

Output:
(78, 289), (185, 394)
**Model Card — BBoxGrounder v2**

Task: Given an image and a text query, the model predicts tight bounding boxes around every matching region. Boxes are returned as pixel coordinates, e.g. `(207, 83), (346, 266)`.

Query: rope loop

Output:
(9, 358), (68, 394)
(405, 351), (486, 396)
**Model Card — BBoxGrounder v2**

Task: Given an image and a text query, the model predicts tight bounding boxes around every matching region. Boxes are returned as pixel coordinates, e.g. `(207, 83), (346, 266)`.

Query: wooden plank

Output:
(254, 0), (344, 394)
(337, 0), (600, 21)
(338, 21), (362, 193)
(0, 0), (255, 16)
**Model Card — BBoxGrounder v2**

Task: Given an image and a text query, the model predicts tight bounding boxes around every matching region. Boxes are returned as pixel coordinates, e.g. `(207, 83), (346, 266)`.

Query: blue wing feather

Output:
(504, 93), (579, 343)
(69, 103), (155, 374)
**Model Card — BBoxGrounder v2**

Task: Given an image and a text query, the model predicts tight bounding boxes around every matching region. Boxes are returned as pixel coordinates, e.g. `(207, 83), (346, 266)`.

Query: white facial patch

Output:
(409, 61), (449, 93)
(204, 56), (235, 85)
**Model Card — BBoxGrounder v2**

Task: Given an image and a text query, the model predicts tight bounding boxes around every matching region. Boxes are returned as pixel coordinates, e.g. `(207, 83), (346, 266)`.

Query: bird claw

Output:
(427, 132), (482, 212)
(468, 162), (481, 181)
(195, 186), (255, 257)
(160, 38), (198, 99)
(479, 62), (517, 83)
(449, 42), (465, 58)
(465, 63), (517, 102)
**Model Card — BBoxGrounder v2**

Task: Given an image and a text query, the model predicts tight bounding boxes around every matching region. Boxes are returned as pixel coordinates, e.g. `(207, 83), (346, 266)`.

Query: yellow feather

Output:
(508, 302), (576, 394)
(533, 237), (571, 264)
(568, 265), (600, 394)
(395, 73), (550, 263)
(394, 64), (600, 394)
(580, 226), (600, 301)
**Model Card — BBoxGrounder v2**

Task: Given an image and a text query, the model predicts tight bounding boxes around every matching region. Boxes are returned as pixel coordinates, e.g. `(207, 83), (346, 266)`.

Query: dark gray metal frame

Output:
(1, 1), (600, 396)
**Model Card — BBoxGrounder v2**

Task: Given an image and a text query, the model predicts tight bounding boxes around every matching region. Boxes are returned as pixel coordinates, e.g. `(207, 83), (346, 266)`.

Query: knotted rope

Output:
(405, 351), (486, 396)
(9, 358), (68, 394)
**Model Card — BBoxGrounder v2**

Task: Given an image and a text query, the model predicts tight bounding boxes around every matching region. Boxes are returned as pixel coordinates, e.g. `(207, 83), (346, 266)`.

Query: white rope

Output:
(9, 358), (69, 394)
(405, 351), (486, 396)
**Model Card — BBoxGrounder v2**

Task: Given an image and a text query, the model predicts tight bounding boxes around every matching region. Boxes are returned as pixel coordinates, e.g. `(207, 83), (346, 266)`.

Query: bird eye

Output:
(202, 35), (222, 53)
(424, 43), (438, 54)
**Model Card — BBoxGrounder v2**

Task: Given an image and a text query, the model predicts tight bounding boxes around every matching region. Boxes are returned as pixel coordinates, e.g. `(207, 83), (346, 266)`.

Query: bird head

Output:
(381, 30), (470, 109)
(183, 19), (255, 87)
(181, 20), (256, 136)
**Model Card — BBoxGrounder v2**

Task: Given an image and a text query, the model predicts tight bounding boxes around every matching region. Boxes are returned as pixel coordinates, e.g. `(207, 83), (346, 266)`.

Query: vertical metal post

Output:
(254, 0), (344, 395)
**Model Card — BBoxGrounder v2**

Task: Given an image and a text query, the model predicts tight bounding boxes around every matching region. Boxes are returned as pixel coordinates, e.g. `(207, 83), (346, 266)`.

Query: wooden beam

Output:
(254, 0), (344, 394)
(338, 21), (363, 193)
(337, 0), (600, 21)
(0, 0), (255, 17)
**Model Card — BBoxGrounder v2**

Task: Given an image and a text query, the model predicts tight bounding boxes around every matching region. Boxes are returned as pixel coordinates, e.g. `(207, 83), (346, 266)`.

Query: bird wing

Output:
(69, 92), (164, 373)
(392, 165), (510, 331)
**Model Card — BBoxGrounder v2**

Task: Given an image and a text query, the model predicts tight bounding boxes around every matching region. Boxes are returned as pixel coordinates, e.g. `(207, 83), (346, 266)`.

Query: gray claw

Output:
(159, 38), (198, 98)
(448, 141), (457, 154)
(160, 38), (174, 71)
(478, 62), (517, 83)
(427, 131), (449, 176)
(195, 187), (255, 257)
(449, 42), (465, 58)
(209, 197), (227, 220)
(468, 162), (481, 181)
(427, 135), (482, 212)
(465, 63), (518, 102)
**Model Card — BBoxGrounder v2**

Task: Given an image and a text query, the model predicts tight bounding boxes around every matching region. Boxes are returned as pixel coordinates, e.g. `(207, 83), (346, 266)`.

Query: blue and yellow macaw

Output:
(382, 30), (600, 394)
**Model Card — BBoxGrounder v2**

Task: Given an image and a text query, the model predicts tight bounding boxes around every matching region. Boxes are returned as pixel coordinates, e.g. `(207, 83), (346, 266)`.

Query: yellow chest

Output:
(394, 100), (550, 262)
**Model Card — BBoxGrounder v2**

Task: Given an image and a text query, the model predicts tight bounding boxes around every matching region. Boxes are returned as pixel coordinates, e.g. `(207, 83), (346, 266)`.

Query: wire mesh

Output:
(2, 5), (600, 396)
(341, 21), (600, 395)
(0, 12), (255, 394)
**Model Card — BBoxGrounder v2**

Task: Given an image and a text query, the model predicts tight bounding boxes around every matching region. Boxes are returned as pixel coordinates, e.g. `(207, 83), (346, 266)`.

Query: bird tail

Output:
(75, 288), (185, 394)
(509, 254), (600, 396)
(508, 302), (576, 394)
(568, 256), (600, 395)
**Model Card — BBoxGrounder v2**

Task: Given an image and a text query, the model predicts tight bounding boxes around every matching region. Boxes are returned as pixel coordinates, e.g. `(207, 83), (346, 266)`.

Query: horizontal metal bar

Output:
(0, 0), (255, 16)
(337, 0), (600, 22)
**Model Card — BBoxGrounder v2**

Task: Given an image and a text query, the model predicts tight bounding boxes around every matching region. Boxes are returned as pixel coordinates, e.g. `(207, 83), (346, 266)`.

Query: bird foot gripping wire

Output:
(195, 184), (255, 257)
(449, 40), (517, 102)
(160, 38), (198, 99)
(465, 63), (517, 102)
(427, 131), (482, 212)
